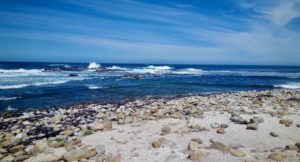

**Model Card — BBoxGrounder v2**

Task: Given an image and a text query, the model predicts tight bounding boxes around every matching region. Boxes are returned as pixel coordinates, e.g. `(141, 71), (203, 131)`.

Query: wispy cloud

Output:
(0, 0), (299, 65)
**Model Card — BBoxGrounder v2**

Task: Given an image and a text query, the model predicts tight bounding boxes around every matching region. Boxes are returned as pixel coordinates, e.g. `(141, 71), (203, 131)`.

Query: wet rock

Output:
(62, 146), (96, 162)
(268, 152), (285, 161)
(188, 150), (204, 161)
(160, 126), (171, 135)
(68, 73), (78, 77)
(152, 138), (165, 148)
(229, 148), (246, 157)
(270, 131), (279, 137)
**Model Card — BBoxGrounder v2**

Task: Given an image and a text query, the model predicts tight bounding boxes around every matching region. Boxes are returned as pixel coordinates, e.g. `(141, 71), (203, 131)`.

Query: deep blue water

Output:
(1, 62), (300, 112)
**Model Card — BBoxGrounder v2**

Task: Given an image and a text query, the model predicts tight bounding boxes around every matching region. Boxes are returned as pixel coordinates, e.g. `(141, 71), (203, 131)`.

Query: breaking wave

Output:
(0, 97), (21, 101)
(107, 66), (128, 71)
(274, 82), (300, 89)
(0, 68), (45, 77)
(172, 68), (204, 75)
(0, 78), (87, 90)
(87, 85), (105, 89)
(87, 62), (101, 70)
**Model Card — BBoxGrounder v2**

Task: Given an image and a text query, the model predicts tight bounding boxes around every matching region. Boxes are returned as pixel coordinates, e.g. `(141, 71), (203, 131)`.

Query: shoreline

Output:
(0, 89), (277, 116)
(0, 89), (299, 161)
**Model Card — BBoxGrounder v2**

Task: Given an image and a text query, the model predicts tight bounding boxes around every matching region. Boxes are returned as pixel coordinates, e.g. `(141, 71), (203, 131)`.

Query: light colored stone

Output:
(217, 127), (225, 134)
(210, 142), (230, 152)
(230, 148), (247, 157)
(152, 138), (165, 148)
(62, 146), (96, 162)
(191, 138), (202, 144)
(188, 150), (204, 161)
(160, 126), (171, 135)
(103, 119), (113, 130)
(0, 155), (14, 162)
(8, 144), (23, 153)
(268, 152), (285, 161)
(188, 141), (198, 151)
(24, 153), (60, 162)
(279, 118), (293, 125)
(34, 138), (49, 153)
(246, 123), (258, 130)
(95, 145), (105, 155)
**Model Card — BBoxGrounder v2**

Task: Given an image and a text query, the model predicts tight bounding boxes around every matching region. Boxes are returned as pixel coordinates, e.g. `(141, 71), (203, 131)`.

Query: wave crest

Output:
(274, 82), (300, 89)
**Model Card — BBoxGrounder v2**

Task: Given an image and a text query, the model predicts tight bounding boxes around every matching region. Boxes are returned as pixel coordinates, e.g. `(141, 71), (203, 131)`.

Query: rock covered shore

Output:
(0, 89), (300, 162)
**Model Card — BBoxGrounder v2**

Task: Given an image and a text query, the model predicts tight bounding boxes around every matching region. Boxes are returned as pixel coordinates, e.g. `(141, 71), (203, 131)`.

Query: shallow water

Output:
(1, 62), (300, 112)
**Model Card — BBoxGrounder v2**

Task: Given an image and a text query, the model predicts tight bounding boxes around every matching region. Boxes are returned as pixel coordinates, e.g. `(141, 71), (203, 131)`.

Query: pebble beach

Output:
(0, 89), (300, 162)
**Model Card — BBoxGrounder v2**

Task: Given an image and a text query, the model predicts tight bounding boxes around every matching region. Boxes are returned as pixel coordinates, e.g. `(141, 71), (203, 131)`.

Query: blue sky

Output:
(0, 0), (300, 65)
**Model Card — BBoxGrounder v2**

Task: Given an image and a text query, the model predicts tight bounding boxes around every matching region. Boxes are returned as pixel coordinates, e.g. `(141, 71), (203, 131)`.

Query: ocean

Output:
(0, 62), (300, 112)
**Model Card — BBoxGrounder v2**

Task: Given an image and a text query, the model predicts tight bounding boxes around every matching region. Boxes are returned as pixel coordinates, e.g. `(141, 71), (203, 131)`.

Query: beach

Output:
(0, 89), (299, 162)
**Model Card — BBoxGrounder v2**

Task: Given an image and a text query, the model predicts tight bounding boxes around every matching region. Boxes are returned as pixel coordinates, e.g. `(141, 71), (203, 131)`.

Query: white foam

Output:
(0, 68), (45, 77)
(87, 85), (103, 89)
(6, 106), (17, 111)
(107, 66), (127, 71)
(0, 97), (20, 101)
(172, 68), (203, 75)
(87, 62), (101, 70)
(127, 65), (172, 74)
(206, 70), (300, 78)
(274, 82), (300, 89)
(146, 65), (172, 70)
(0, 80), (70, 90)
